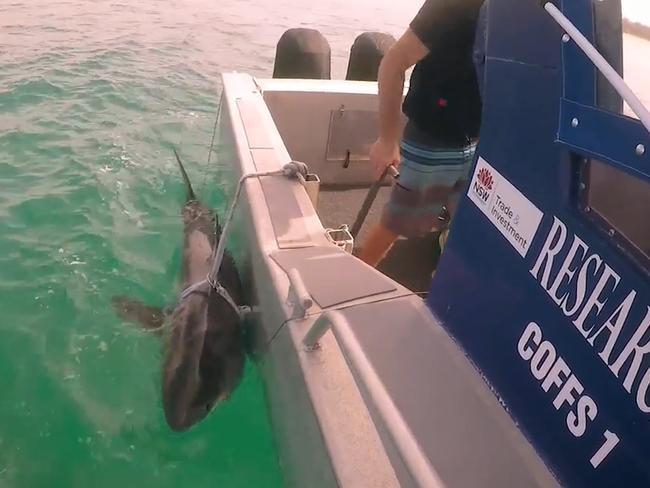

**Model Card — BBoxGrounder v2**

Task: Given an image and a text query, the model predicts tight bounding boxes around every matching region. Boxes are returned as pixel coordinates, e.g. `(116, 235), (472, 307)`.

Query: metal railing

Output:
(543, 2), (650, 133)
(303, 311), (444, 488)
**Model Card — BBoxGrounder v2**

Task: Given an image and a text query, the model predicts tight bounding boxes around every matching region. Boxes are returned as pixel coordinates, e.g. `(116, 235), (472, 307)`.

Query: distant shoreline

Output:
(623, 19), (650, 41)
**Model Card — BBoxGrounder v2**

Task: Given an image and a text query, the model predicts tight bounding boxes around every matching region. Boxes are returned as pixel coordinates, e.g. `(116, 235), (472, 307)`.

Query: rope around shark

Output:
(174, 148), (310, 319)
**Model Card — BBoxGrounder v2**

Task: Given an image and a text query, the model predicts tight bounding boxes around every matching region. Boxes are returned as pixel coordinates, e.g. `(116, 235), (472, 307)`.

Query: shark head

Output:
(161, 284), (245, 432)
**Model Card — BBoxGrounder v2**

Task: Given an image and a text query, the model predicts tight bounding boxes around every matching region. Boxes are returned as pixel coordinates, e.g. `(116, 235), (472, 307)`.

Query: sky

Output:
(623, 0), (650, 25)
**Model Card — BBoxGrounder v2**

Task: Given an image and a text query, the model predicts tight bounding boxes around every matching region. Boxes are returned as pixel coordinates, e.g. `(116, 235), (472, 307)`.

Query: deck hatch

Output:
(325, 109), (378, 161)
(251, 149), (313, 249)
(270, 246), (396, 308)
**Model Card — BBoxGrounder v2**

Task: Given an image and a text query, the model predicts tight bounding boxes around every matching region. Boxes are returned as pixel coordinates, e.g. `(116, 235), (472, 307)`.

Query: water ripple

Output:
(0, 0), (423, 486)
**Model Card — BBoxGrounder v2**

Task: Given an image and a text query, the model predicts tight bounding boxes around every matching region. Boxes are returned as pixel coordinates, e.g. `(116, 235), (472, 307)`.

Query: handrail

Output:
(542, 2), (650, 134)
(287, 268), (313, 318)
(303, 311), (444, 488)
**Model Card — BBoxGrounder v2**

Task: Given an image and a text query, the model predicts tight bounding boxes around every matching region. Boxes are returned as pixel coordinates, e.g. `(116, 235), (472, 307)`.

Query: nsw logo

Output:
(472, 167), (494, 205)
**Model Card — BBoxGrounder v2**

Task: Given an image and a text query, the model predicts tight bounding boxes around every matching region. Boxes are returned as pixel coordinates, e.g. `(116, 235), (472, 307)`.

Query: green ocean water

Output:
(0, 0), (417, 486)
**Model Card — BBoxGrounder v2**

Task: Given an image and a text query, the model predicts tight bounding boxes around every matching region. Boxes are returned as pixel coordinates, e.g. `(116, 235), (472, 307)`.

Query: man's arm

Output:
(370, 29), (429, 177)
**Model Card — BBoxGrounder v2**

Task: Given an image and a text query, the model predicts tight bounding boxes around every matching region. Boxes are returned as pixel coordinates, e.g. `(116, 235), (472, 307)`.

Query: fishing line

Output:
(199, 95), (223, 194)
(265, 290), (419, 348)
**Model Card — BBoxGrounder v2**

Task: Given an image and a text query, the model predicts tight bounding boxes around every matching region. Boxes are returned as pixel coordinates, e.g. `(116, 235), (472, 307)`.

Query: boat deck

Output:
(318, 186), (441, 293)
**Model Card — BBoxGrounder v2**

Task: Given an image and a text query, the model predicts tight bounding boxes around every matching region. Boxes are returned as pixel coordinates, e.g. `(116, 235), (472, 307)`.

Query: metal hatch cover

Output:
(326, 109), (378, 161)
(270, 246), (397, 308)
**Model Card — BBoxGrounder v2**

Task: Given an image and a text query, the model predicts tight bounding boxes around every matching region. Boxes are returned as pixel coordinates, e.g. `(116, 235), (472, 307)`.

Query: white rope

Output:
(180, 279), (248, 319)
(180, 161), (308, 318)
(544, 2), (650, 133)
(208, 161), (309, 287)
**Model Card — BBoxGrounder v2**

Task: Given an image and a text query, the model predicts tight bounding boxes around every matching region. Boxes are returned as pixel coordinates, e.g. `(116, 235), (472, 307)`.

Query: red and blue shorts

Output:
(381, 139), (477, 238)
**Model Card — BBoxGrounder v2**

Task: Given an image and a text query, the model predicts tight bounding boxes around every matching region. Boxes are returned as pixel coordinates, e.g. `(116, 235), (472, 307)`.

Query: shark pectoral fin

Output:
(111, 296), (165, 334)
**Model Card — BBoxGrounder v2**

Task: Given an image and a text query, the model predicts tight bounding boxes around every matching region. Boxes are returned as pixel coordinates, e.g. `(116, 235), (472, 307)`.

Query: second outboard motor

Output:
(345, 32), (396, 81)
(273, 28), (331, 79)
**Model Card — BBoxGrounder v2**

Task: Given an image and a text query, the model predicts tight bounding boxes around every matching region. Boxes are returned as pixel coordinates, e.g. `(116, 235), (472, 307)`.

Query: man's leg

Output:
(359, 140), (448, 268)
(358, 223), (398, 267)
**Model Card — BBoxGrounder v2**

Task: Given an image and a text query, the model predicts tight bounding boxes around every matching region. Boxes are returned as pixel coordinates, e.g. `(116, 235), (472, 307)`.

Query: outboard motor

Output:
(273, 28), (331, 79)
(345, 32), (396, 82)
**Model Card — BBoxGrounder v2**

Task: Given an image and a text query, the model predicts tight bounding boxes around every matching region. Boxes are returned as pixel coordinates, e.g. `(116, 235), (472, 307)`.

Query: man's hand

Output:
(371, 28), (428, 180)
(370, 138), (400, 179)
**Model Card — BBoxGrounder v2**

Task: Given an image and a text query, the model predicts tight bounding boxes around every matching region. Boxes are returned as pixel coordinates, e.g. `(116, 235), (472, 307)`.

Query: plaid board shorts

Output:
(381, 139), (477, 238)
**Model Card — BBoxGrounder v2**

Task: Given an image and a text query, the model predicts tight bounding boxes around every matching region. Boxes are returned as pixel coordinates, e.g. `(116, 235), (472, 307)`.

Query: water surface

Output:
(0, 1), (417, 486)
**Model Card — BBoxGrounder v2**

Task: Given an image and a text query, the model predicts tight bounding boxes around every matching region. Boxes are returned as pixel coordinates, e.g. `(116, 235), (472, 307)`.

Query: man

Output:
(358, 0), (486, 267)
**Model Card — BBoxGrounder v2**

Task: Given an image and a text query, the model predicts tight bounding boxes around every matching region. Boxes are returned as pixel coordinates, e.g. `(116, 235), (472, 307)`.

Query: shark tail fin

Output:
(173, 147), (197, 202)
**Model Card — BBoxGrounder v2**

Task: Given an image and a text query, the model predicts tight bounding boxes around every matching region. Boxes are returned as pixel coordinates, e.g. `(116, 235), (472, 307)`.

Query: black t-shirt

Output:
(403, 0), (485, 147)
